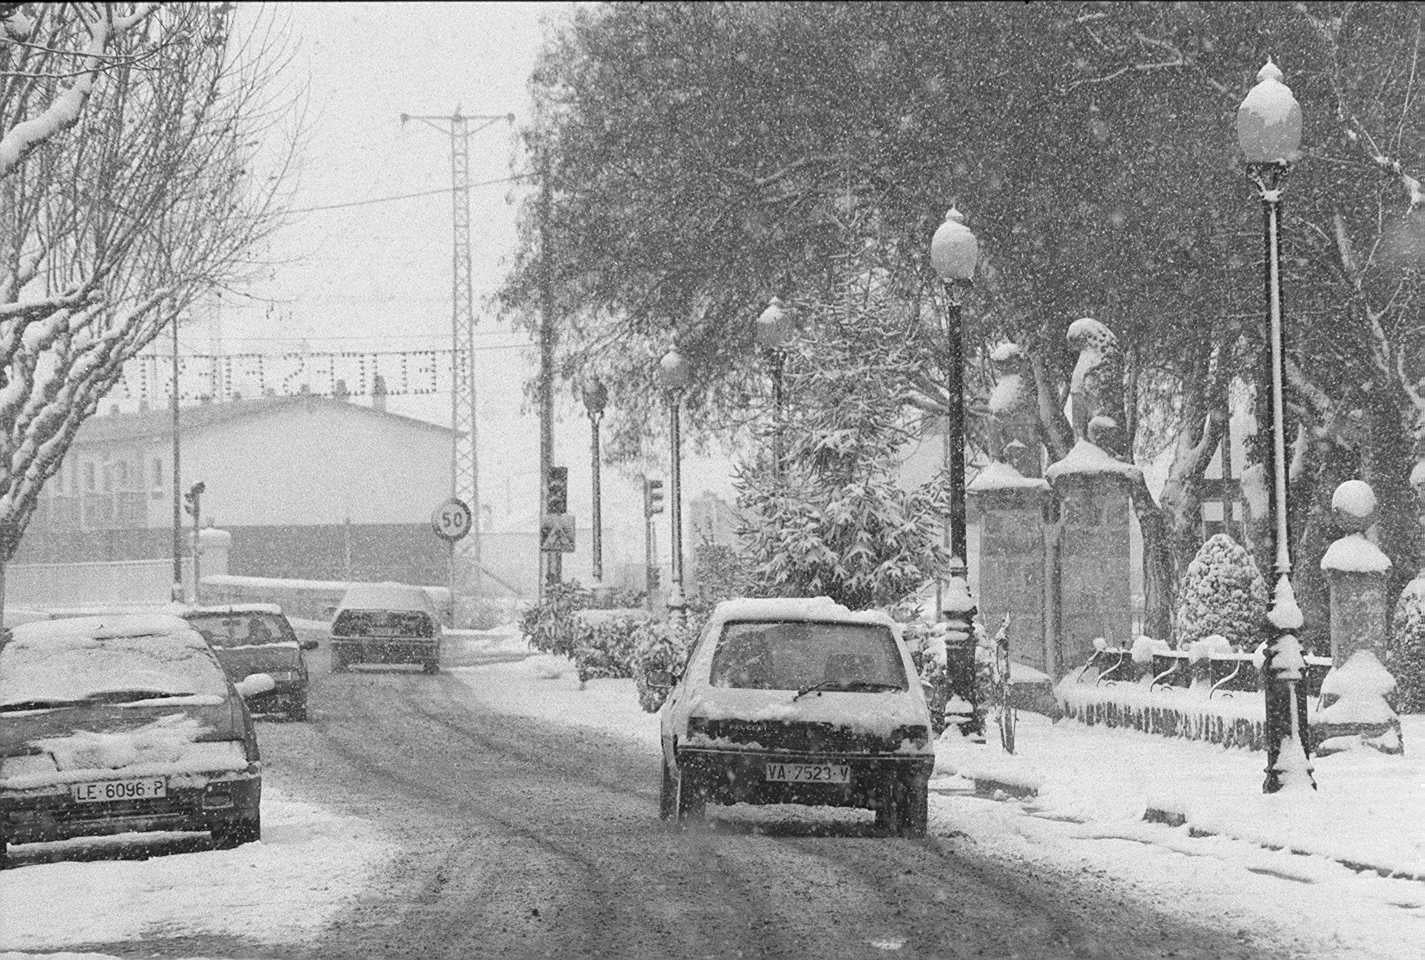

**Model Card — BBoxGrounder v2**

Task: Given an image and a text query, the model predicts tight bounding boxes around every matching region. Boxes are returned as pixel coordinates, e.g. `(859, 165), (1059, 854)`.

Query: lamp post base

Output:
(941, 572), (983, 739)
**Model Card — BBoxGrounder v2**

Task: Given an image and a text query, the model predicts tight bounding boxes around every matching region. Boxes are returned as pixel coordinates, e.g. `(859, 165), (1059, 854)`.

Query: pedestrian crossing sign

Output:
(541, 513), (575, 553)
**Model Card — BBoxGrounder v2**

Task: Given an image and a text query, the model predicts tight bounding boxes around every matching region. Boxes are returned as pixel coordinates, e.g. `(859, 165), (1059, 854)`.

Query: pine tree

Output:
(1172, 533), (1268, 650)
(1386, 578), (1425, 712)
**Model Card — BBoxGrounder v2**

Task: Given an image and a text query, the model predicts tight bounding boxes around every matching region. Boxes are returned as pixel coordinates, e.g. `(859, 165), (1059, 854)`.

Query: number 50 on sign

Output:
(431, 498), (473, 542)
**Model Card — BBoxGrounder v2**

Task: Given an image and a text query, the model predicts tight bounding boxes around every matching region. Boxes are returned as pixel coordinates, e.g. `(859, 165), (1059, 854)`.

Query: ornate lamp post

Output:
(658, 347), (691, 620)
(581, 376), (608, 588)
(755, 296), (798, 479)
(929, 206), (980, 731)
(1237, 59), (1315, 793)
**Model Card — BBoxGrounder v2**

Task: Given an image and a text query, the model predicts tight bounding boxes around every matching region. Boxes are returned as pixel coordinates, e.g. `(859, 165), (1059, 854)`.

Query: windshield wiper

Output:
(793, 680), (901, 701)
(83, 690), (195, 704)
(0, 698), (85, 712)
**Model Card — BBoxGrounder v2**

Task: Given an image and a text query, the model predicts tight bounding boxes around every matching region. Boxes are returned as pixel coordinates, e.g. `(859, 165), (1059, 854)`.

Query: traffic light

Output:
(183, 481), (205, 517)
(644, 477), (664, 516)
(545, 466), (568, 514)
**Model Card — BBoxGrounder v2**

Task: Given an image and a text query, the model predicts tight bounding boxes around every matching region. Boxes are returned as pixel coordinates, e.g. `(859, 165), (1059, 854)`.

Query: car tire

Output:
(331, 650), (347, 673)
(898, 775), (929, 839)
(659, 760), (676, 821)
(873, 786), (900, 834)
(674, 764), (704, 826)
(212, 812), (261, 849)
(289, 694), (308, 722)
(0, 834), (8, 870)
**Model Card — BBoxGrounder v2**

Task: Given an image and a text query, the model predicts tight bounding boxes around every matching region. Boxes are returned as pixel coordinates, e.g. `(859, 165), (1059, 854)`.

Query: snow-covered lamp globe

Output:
(657, 348), (690, 391)
(754, 297), (797, 351)
(1236, 59), (1302, 165)
(929, 206), (979, 283)
(580, 375), (607, 418)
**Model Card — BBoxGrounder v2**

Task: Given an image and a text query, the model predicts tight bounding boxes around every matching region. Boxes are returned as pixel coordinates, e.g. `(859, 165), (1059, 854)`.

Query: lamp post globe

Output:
(658, 348), (691, 391)
(930, 206), (980, 283)
(1236, 59), (1303, 164)
(581, 375), (608, 418)
(581, 375), (608, 595)
(756, 297), (796, 479)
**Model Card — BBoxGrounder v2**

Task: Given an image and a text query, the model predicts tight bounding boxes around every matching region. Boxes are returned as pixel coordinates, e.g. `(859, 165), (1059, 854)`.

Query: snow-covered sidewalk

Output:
(938, 711), (1425, 880)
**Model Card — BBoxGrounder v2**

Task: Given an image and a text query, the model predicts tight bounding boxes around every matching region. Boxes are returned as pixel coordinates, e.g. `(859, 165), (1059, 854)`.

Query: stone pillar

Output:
(968, 470), (1051, 676)
(1317, 480), (1401, 754)
(1046, 442), (1136, 673)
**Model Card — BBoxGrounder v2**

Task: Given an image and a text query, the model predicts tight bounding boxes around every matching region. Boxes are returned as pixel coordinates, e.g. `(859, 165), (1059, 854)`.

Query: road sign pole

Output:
(447, 537), (456, 628)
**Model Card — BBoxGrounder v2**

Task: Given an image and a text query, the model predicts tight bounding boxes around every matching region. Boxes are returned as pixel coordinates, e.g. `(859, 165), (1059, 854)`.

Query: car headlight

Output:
(0, 753), (60, 781)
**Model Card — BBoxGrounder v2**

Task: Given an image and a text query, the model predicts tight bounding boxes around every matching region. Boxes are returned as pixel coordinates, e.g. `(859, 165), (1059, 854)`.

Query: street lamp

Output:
(756, 297), (798, 479)
(929, 205), (980, 734)
(658, 347), (691, 621)
(581, 376), (608, 591)
(1237, 59), (1314, 794)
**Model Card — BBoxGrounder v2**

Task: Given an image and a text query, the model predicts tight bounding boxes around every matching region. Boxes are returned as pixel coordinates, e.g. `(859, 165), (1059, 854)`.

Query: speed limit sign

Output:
(431, 497), (473, 542)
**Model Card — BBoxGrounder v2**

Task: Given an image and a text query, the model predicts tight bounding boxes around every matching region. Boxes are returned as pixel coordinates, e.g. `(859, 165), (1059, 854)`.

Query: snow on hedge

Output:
(1386, 576), (1425, 712)
(1172, 534), (1267, 650)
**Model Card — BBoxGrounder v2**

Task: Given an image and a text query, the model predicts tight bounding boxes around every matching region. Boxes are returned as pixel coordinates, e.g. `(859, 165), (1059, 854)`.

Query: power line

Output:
(284, 172), (532, 215)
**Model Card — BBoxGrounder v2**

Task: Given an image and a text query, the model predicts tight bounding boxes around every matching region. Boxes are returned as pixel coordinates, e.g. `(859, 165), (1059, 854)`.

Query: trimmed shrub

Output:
(632, 612), (709, 713)
(570, 608), (650, 683)
(518, 581), (591, 658)
(1173, 533), (1268, 650)
(1387, 577), (1425, 712)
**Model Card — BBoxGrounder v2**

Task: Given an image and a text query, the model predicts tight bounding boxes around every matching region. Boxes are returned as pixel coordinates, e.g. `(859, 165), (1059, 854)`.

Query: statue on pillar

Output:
(1066, 318), (1126, 458)
(987, 342), (1043, 478)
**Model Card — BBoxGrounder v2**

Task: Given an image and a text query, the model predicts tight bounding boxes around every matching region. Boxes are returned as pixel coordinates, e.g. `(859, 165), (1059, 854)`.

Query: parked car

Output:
(0, 614), (265, 866)
(180, 604), (316, 721)
(653, 597), (935, 837)
(329, 583), (443, 674)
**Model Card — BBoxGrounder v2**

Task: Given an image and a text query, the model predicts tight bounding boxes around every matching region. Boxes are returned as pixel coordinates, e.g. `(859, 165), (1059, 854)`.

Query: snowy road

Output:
(17, 633), (1268, 960)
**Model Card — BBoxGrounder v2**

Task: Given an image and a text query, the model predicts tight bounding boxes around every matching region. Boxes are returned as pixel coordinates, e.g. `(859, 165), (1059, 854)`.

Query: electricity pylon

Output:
(400, 107), (514, 604)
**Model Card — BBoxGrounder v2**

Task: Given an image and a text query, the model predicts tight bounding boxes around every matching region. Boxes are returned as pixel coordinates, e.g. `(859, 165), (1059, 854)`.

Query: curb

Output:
(1141, 806), (1425, 884)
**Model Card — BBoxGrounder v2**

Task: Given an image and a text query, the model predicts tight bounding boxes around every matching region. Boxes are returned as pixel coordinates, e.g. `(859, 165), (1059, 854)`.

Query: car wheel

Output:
(659, 760), (676, 821)
(674, 764), (704, 826)
(331, 650), (347, 673)
(0, 834), (8, 870)
(289, 693), (308, 722)
(898, 775), (929, 839)
(873, 786), (900, 834)
(212, 812), (261, 849)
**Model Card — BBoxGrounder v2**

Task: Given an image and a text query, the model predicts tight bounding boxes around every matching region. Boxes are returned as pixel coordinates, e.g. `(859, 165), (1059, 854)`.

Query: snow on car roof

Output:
(708, 597), (898, 630)
(1, 615), (228, 705)
(336, 582), (439, 614)
(183, 603), (286, 617)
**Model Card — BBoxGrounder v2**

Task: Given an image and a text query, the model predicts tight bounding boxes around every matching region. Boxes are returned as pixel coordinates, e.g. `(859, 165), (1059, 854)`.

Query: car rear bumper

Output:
(1, 767), (261, 845)
(675, 747), (933, 808)
(331, 638), (439, 665)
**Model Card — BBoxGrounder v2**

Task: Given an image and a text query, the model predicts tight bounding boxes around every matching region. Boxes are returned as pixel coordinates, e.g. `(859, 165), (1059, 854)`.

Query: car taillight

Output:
(891, 725), (931, 750)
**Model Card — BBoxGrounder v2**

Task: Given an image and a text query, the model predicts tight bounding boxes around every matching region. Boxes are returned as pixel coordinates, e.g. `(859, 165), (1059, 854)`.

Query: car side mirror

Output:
(235, 673), (276, 698)
(646, 668), (676, 689)
(300, 639), (319, 651)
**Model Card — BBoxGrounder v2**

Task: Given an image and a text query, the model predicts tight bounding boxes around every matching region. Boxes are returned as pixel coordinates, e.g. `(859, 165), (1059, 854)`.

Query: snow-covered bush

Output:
(1172, 533), (1268, 650)
(1386, 577), (1425, 712)
(631, 612), (707, 713)
(518, 581), (592, 659)
(569, 608), (650, 684)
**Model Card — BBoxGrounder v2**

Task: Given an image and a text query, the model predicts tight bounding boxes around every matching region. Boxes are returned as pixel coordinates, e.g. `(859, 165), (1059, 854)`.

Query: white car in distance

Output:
(655, 598), (935, 837)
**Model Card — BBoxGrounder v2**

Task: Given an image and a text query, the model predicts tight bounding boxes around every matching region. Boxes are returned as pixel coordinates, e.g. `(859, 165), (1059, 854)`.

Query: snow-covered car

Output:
(329, 582), (443, 674)
(655, 598), (935, 837)
(181, 604), (317, 721)
(0, 614), (265, 866)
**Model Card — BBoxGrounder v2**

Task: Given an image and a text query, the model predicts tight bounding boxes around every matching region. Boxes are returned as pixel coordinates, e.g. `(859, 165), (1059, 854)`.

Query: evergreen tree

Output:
(1386, 578), (1425, 713)
(1172, 533), (1268, 650)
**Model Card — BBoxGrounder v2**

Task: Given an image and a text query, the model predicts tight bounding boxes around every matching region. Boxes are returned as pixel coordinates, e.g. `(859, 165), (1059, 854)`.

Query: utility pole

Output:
(538, 147), (559, 595)
(401, 107), (512, 608)
(170, 307), (183, 602)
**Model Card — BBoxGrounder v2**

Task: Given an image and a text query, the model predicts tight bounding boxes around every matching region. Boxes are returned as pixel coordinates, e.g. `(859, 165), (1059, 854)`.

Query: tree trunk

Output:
(1128, 472), (1175, 640)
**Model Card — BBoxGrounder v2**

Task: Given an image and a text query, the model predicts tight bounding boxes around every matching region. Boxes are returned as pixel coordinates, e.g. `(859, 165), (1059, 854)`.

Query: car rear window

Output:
(186, 613), (295, 648)
(332, 609), (434, 638)
(708, 620), (907, 691)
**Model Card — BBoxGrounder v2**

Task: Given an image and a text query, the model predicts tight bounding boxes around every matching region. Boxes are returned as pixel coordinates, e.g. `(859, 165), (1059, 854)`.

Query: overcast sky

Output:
(204, 2), (736, 575)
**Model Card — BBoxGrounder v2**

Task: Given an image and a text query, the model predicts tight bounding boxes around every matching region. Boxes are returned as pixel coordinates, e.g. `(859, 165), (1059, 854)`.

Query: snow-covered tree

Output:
(1173, 533), (1268, 650)
(1386, 578), (1425, 712)
(735, 289), (948, 611)
(0, 4), (297, 618)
